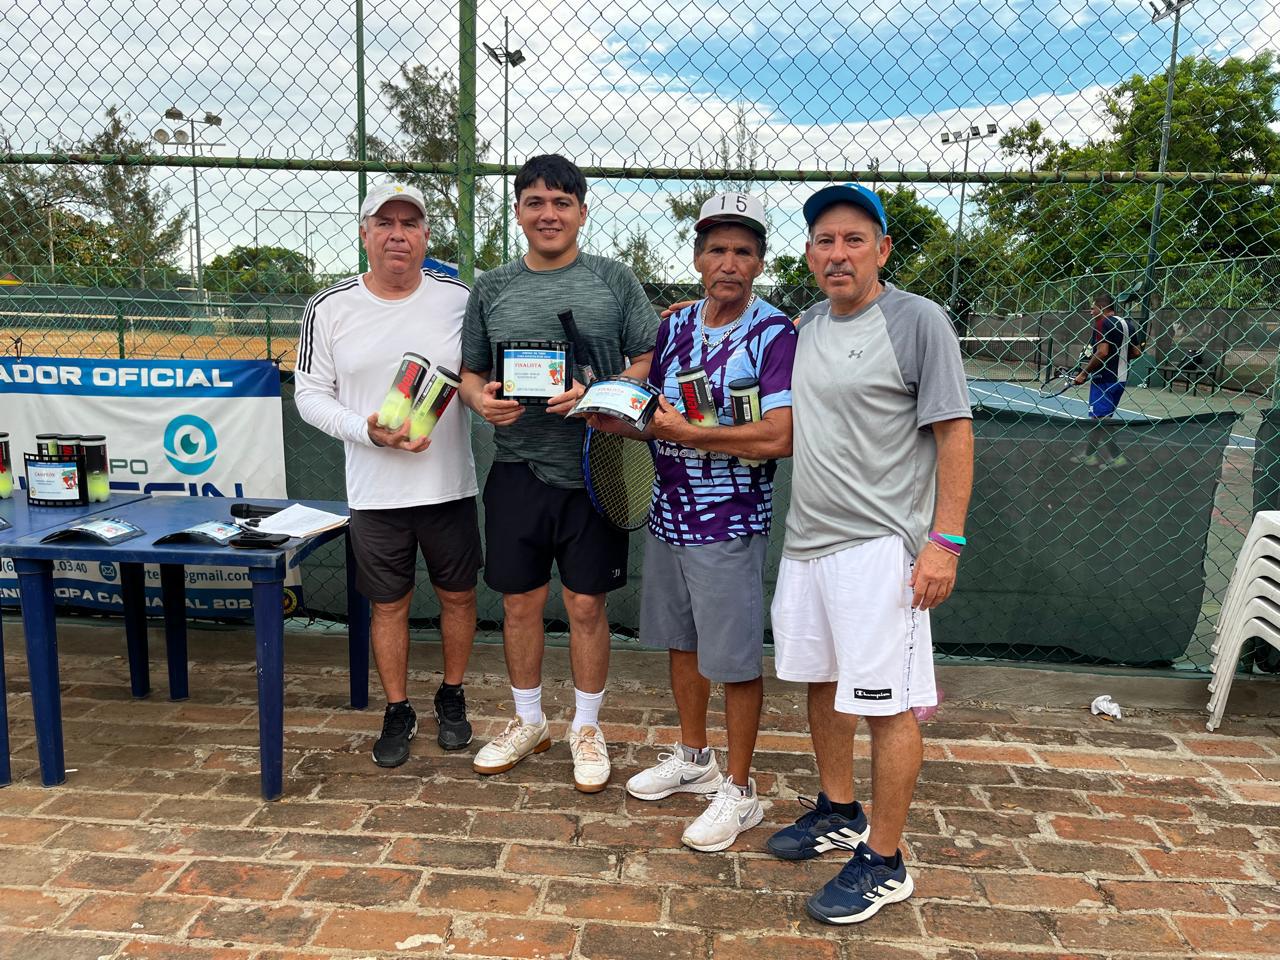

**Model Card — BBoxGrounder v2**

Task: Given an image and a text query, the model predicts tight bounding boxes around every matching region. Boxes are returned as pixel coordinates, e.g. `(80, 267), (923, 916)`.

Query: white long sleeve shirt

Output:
(294, 269), (478, 510)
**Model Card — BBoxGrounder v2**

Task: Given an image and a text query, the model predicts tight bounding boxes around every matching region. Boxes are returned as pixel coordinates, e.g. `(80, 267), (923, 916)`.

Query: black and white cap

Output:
(694, 192), (767, 239)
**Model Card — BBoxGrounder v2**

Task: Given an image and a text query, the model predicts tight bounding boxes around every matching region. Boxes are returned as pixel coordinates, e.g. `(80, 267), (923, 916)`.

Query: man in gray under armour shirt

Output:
(766, 184), (974, 926)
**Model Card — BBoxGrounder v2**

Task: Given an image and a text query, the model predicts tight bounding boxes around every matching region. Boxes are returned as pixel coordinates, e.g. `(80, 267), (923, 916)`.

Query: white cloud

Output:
(1, 0), (1274, 277)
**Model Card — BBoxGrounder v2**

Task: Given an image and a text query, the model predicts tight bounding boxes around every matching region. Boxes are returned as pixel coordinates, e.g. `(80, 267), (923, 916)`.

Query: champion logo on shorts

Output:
(853, 687), (893, 700)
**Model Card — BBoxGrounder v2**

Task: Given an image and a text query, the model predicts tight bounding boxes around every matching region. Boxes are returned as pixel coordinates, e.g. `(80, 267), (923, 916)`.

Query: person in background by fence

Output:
(1073, 290), (1131, 468)
(294, 180), (482, 767)
(459, 154), (658, 793)
(610, 192), (796, 852)
(767, 183), (973, 925)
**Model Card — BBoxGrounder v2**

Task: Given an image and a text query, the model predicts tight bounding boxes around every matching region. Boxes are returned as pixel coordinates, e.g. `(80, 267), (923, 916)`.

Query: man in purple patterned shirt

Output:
(622, 192), (797, 853)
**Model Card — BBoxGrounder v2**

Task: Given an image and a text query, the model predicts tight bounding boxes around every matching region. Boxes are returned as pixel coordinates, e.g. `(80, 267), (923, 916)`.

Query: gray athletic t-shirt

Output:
(462, 252), (659, 488)
(783, 282), (971, 560)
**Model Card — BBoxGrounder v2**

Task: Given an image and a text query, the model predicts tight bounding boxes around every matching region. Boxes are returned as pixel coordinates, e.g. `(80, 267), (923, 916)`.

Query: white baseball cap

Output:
(694, 191), (767, 239)
(359, 180), (428, 222)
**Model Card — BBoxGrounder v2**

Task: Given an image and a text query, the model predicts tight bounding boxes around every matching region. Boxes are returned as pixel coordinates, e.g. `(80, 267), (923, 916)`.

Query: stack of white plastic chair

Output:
(1207, 510), (1280, 730)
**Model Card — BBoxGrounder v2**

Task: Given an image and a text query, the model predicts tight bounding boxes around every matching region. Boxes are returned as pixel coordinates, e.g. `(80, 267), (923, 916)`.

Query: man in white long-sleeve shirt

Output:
(294, 180), (482, 767)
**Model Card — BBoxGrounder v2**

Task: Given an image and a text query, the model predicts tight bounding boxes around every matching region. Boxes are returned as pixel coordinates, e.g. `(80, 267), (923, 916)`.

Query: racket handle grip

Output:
(558, 310), (596, 385)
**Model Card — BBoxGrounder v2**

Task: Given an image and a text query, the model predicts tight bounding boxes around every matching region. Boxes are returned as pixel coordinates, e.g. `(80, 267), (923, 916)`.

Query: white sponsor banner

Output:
(0, 357), (296, 617)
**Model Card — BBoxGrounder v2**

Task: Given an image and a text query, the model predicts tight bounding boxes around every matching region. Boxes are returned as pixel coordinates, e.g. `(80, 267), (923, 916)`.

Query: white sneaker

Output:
(682, 777), (764, 853)
(626, 748), (723, 800)
(569, 725), (611, 793)
(472, 716), (551, 775)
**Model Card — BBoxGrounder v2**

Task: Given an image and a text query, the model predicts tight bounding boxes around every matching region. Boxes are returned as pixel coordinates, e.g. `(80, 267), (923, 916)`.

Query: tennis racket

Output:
(558, 309), (658, 530)
(1038, 349), (1092, 398)
(582, 430), (658, 530)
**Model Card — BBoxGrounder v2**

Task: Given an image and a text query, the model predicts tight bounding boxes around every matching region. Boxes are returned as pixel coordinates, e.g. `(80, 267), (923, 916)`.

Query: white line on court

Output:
(966, 381), (1256, 449)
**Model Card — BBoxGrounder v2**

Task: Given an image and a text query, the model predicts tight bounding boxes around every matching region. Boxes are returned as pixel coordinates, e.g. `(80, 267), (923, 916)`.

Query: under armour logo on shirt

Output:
(848, 348), (864, 359)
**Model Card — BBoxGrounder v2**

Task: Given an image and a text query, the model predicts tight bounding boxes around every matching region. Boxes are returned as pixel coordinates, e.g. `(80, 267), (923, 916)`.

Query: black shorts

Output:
(482, 461), (628, 596)
(348, 497), (483, 602)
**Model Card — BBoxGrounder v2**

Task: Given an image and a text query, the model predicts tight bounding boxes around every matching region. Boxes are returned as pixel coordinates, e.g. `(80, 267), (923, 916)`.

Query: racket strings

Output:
(588, 434), (656, 529)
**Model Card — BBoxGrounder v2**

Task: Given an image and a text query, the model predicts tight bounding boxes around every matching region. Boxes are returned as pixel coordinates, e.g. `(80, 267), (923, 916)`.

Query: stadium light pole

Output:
(1139, 0), (1196, 364)
(483, 19), (527, 262)
(939, 122), (998, 319)
(154, 108), (224, 296)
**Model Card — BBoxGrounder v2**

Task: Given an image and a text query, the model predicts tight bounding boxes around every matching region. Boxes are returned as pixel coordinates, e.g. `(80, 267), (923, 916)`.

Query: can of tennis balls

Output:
(409, 366), (462, 442)
(675, 365), (718, 428)
(376, 352), (431, 430)
(57, 435), (83, 458)
(728, 377), (764, 467)
(81, 435), (110, 502)
(35, 432), (60, 456)
(0, 431), (12, 499)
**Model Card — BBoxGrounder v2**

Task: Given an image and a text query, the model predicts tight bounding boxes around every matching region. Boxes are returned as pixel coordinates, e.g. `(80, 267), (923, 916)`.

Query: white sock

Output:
(571, 687), (604, 732)
(512, 685), (543, 726)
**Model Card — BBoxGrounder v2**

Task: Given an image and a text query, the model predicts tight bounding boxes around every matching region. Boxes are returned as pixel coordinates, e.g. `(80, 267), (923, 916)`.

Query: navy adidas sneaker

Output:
(806, 841), (914, 924)
(765, 792), (870, 860)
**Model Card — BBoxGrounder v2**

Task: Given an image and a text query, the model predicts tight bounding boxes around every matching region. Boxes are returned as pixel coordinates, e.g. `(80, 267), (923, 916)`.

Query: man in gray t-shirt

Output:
(765, 184), (974, 927)
(459, 154), (658, 795)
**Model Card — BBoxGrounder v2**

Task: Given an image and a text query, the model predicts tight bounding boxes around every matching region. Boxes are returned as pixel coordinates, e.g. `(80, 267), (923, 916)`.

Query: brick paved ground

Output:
(1, 623), (1278, 959)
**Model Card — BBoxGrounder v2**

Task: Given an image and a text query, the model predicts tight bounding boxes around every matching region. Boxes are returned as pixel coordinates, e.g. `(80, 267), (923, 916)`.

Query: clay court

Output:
(2, 327), (303, 371)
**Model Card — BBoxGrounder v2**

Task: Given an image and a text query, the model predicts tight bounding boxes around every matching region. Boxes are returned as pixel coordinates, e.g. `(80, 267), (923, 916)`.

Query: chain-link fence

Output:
(2, 0), (1278, 672)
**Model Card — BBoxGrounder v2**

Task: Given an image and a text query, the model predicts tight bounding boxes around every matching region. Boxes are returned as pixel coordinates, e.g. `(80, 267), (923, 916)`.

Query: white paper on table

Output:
(251, 503), (348, 538)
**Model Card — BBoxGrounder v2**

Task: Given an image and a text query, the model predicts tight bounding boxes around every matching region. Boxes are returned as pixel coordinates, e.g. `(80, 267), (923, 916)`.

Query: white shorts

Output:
(771, 535), (937, 716)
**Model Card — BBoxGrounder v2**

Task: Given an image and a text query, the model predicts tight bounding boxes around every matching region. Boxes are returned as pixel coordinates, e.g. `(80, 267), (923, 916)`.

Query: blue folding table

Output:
(0, 491), (151, 787)
(2, 496), (370, 800)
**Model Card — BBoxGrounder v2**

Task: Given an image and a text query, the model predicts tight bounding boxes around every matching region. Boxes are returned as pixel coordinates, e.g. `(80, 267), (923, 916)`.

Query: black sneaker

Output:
(434, 683), (473, 751)
(372, 701), (417, 767)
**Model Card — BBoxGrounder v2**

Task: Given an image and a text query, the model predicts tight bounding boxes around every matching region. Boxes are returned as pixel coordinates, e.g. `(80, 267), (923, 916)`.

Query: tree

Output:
(976, 53), (1280, 302)
(66, 107), (188, 283)
(205, 245), (318, 298)
(0, 108), (187, 287)
(878, 186), (948, 286)
(668, 104), (763, 244)
(611, 230), (664, 283)
(353, 65), (503, 268)
(767, 253), (820, 318)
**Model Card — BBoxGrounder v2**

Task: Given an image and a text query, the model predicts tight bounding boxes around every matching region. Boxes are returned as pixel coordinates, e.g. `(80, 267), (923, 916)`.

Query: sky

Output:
(1, 0), (1276, 280)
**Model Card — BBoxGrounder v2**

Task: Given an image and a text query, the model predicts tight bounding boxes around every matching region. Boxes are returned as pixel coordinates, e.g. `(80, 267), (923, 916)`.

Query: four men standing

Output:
(297, 165), (973, 926)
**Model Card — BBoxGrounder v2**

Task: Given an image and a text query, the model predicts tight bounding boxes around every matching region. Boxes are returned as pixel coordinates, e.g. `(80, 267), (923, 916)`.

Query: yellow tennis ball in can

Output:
(377, 352), (430, 430)
(0, 431), (12, 499)
(728, 377), (764, 467)
(81, 435), (111, 502)
(409, 366), (462, 442)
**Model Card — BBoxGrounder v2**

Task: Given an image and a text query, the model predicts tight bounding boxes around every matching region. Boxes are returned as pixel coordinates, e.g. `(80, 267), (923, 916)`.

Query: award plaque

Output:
(24, 451), (88, 507)
(496, 340), (572, 405)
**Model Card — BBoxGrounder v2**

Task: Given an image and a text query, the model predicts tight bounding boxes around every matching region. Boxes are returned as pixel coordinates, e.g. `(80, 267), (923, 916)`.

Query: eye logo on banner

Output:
(164, 414), (218, 475)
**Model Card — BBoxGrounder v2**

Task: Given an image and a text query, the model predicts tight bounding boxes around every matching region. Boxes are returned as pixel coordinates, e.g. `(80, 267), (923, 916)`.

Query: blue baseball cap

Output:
(803, 183), (887, 234)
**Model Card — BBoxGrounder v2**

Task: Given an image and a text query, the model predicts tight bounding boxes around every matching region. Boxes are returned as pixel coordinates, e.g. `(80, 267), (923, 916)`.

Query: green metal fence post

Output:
(265, 304), (272, 360)
(116, 304), (125, 359)
(457, 0), (478, 283)
(355, 0), (368, 273)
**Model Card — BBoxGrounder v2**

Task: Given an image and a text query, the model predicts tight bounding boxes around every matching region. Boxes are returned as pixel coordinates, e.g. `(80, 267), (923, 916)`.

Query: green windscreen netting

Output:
(2, 0), (1278, 673)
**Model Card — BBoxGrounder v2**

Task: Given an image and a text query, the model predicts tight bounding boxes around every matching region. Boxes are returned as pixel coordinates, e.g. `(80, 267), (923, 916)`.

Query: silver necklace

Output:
(701, 295), (755, 350)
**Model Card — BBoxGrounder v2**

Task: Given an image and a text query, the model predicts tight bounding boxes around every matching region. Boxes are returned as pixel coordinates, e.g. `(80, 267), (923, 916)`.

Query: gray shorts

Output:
(639, 532), (767, 683)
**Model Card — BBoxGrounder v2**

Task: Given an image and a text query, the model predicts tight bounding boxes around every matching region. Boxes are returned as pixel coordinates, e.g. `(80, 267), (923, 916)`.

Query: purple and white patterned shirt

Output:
(647, 296), (797, 545)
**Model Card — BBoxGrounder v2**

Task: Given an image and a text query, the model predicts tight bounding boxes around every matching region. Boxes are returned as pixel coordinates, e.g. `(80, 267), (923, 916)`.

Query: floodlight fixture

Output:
(164, 107), (184, 121)
(203, 112), (222, 127)
(174, 129), (190, 145)
(153, 128), (170, 144)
